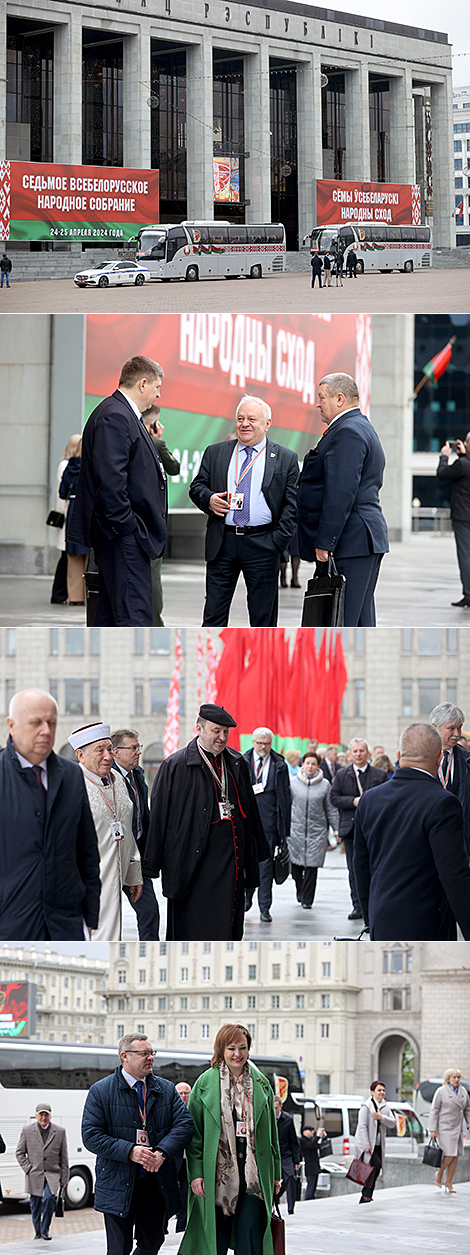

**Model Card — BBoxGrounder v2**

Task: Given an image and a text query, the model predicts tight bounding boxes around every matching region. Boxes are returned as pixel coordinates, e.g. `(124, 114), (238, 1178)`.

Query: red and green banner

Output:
(414, 337), (456, 396)
(314, 179), (421, 226)
(0, 160), (159, 242)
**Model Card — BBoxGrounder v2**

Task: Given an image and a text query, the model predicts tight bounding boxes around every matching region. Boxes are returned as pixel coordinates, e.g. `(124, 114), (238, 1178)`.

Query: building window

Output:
(137, 1023), (145, 1034)
(64, 679), (84, 716)
(320, 1023), (330, 1038)
(90, 678), (100, 716)
(202, 996), (210, 1010)
(179, 1024), (187, 1039)
(90, 628), (101, 654)
(354, 678), (365, 717)
(158, 1024), (165, 1039)
(296, 1023), (304, 1038)
(248, 995), (256, 1009)
(119, 944), (126, 957)
(134, 680), (144, 716)
(139, 943), (147, 957)
(201, 1024), (210, 1039)
(247, 1023), (255, 1040)
(158, 997), (166, 1011)
(226, 942), (234, 951)
(322, 962), (330, 977)
(135, 628), (144, 655)
(138, 998), (145, 1011)
(150, 628), (171, 654)
(180, 997), (188, 1010)
(159, 969), (167, 982)
(203, 942), (211, 953)
(180, 968), (188, 982)
(271, 1023), (279, 1040)
(117, 1024), (124, 1038)
(151, 678), (171, 714)
(402, 679), (412, 716)
(65, 628), (84, 655)
(225, 966), (233, 981)
(248, 965), (256, 980)
(139, 970), (146, 984)
(296, 995), (305, 1008)
(321, 994), (330, 1008)
(271, 994), (280, 1009)
(272, 964), (281, 980)
(118, 998), (125, 1011)
(118, 971), (126, 985)
(202, 967), (210, 982)
(297, 964), (305, 978)
(160, 943), (167, 954)
(317, 1074), (330, 1094)
(417, 628), (441, 654)
(225, 995), (233, 1009)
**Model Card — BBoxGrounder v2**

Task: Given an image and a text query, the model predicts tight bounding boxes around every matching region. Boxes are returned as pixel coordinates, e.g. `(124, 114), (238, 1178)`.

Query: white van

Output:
(301, 1094), (425, 1166)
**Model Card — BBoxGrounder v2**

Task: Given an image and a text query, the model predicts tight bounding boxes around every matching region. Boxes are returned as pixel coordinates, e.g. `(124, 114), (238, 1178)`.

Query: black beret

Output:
(197, 704), (237, 728)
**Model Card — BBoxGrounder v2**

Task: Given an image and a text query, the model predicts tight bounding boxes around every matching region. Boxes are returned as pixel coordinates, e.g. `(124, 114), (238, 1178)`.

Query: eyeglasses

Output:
(114, 744), (143, 752)
(125, 1050), (156, 1058)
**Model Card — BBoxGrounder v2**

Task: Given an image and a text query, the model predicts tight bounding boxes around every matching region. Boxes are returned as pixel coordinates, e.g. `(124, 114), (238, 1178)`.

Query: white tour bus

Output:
(0, 1041), (303, 1208)
(306, 221), (432, 272)
(133, 220), (286, 281)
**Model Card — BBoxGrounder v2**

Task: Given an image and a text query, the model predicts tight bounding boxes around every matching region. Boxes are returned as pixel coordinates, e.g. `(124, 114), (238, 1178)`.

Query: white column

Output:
(370, 313), (414, 543)
(186, 36), (214, 220)
(389, 69), (415, 184)
(431, 77), (454, 248)
(123, 24), (151, 169)
(344, 63), (370, 181)
(243, 45), (271, 223)
(53, 13), (82, 163)
(297, 52), (322, 238)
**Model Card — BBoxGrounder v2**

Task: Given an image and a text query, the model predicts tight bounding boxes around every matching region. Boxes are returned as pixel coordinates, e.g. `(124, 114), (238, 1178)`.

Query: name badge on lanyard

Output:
(236, 1120), (247, 1138)
(136, 1128), (150, 1146)
(253, 782), (264, 794)
(228, 492), (244, 511)
(219, 800), (233, 820)
(111, 821), (123, 841)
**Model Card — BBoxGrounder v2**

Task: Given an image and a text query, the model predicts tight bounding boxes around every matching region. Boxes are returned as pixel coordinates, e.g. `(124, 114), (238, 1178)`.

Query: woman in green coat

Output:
(179, 1023), (282, 1255)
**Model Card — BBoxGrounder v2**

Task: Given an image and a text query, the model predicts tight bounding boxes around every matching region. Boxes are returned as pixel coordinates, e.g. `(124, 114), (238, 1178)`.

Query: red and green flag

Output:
(414, 336), (456, 397)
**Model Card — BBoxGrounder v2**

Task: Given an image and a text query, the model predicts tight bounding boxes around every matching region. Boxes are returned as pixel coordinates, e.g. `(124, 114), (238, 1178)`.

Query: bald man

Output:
(354, 723), (470, 940)
(0, 689), (100, 940)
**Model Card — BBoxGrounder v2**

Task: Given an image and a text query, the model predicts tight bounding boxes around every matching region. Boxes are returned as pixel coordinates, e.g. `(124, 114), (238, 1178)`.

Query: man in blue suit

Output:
(429, 702), (470, 860)
(68, 356), (167, 626)
(297, 374), (389, 626)
(189, 396), (298, 625)
(354, 723), (470, 940)
(111, 727), (160, 940)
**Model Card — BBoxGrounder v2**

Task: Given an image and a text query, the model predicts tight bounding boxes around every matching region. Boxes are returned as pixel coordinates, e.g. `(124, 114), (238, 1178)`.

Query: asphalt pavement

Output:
(1, 1183), (468, 1254)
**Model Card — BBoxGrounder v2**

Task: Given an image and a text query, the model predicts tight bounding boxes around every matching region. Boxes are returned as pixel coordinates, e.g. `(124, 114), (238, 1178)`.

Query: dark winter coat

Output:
(297, 409), (389, 563)
(243, 747), (292, 843)
(330, 762), (387, 839)
(81, 1066), (194, 1218)
(1, 255), (12, 273)
(437, 451), (470, 522)
(0, 736), (101, 940)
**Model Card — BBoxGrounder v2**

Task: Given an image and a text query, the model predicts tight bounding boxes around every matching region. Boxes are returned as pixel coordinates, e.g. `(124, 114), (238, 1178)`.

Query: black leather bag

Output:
(319, 1136), (333, 1158)
(55, 1187), (66, 1218)
(423, 1137), (442, 1168)
(46, 510), (65, 529)
(301, 556), (346, 627)
(273, 841), (290, 885)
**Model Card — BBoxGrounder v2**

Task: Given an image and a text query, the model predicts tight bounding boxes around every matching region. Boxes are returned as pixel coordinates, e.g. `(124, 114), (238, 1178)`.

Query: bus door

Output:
(224, 226), (247, 276)
(338, 226), (355, 259)
(137, 231), (167, 276)
(165, 227), (188, 278)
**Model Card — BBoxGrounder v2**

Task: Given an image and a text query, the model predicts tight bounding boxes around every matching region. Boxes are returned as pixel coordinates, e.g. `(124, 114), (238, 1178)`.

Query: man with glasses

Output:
(243, 727), (291, 923)
(82, 1033), (193, 1255)
(111, 728), (160, 939)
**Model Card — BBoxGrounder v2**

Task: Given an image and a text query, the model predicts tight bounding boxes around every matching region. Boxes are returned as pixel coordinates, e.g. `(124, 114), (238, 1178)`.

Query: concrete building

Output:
(453, 84), (470, 246)
(0, 943), (108, 1043)
(105, 939), (470, 1098)
(1, 1), (454, 249)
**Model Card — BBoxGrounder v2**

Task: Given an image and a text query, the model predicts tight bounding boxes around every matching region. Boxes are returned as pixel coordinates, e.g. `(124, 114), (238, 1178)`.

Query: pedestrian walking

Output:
(288, 752), (339, 909)
(16, 1103), (69, 1240)
(0, 253), (12, 288)
(334, 248), (344, 284)
(430, 1069), (470, 1193)
(354, 1081), (395, 1203)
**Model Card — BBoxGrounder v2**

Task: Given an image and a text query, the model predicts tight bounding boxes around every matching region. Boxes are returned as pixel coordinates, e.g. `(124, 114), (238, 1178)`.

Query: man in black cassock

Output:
(144, 705), (270, 940)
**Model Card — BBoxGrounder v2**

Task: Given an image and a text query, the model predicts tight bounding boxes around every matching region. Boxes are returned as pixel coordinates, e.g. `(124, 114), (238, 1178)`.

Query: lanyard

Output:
(234, 440), (266, 489)
(82, 771), (118, 819)
(438, 753), (452, 789)
(231, 1074), (246, 1117)
(197, 741), (229, 802)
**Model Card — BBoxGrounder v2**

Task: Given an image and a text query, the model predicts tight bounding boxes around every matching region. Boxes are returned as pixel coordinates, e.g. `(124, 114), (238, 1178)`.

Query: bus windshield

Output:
(311, 228), (338, 252)
(138, 230), (167, 257)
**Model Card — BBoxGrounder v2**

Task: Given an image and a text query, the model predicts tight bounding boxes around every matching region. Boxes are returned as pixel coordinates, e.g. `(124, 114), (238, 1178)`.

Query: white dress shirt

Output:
(225, 439), (272, 527)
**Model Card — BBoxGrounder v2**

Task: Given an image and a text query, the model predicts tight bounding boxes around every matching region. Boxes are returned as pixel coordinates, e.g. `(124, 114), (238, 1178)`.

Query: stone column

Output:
(0, 3), (6, 160)
(370, 312), (414, 544)
(431, 77), (454, 248)
(389, 68), (415, 184)
(297, 52), (323, 238)
(344, 62), (370, 181)
(54, 13), (83, 163)
(123, 23), (151, 170)
(186, 36), (214, 220)
(243, 45), (271, 224)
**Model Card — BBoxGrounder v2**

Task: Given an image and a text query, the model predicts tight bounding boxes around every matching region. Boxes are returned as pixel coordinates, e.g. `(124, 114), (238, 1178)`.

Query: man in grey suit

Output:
(16, 1103), (69, 1240)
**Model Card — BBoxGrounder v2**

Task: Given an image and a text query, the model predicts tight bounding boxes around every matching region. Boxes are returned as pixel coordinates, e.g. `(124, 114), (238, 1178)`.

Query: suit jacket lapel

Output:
(45, 753), (64, 817)
(261, 439), (277, 492)
(112, 391), (163, 477)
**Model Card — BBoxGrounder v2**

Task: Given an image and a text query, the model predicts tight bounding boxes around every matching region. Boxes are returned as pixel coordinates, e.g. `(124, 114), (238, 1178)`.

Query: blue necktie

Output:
(135, 1081), (146, 1175)
(237, 446), (254, 526)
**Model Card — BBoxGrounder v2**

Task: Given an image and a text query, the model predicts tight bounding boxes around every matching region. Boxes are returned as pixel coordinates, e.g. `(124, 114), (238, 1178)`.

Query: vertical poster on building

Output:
(0, 982), (36, 1037)
(85, 313), (370, 508)
(0, 160), (159, 241)
(213, 158), (240, 202)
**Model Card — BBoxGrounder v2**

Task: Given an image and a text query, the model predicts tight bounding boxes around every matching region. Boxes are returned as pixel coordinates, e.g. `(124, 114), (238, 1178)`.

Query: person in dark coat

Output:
(353, 723), (470, 940)
(437, 435), (470, 607)
(429, 702), (470, 859)
(319, 745), (339, 783)
(310, 250), (323, 288)
(189, 395), (298, 627)
(67, 355), (167, 626)
(59, 444), (89, 605)
(346, 249), (357, 277)
(0, 689), (100, 941)
(243, 728), (292, 923)
(330, 739), (387, 920)
(274, 1099), (300, 1214)
(174, 1082), (192, 1232)
(322, 252), (332, 287)
(0, 253), (12, 287)
(142, 404), (181, 627)
(297, 373), (389, 626)
(299, 1126), (327, 1200)
(144, 705), (270, 941)
(333, 248), (344, 284)
(111, 727), (160, 940)
(81, 1032), (194, 1255)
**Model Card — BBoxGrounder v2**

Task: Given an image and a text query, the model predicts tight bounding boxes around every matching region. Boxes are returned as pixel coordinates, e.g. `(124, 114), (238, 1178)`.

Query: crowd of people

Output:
(310, 246), (359, 287)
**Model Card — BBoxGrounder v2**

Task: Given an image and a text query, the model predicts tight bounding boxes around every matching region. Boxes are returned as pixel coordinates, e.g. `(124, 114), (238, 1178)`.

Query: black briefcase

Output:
(85, 550), (100, 627)
(301, 556), (346, 626)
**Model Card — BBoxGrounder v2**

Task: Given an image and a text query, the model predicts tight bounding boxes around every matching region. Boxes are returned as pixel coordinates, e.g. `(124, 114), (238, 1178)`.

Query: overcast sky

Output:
(289, 0), (469, 87)
(5, 942), (109, 961)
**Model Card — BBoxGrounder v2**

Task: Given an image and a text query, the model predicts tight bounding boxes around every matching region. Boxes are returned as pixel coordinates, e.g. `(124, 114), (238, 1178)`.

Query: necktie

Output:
(236, 446), (254, 525)
(256, 757), (264, 782)
(31, 764), (46, 807)
(128, 770), (141, 837)
(101, 774), (111, 787)
(135, 1081), (147, 1175)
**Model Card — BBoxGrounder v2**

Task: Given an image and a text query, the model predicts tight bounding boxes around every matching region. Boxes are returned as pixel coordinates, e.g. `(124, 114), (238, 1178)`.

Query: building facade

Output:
(453, 84), (470, 246)
(0, 943), (108, 1043)
(1, 0), (454, 248)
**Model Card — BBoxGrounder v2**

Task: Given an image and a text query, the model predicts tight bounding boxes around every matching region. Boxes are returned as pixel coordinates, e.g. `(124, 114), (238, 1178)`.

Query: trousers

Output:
(123, 877), (160, 940)
(216, 1190), (266, 1255)
(103, 1173), (166, 1255)
(453, 519), (470, 598)
(361, 1146), (382, 1200)
(343, 834), (360, 911)
(203, 530), (280, 626)
(30, 1182), (56, 1237)
(333, 554), (383, 626)
(93, 532), (153, 626)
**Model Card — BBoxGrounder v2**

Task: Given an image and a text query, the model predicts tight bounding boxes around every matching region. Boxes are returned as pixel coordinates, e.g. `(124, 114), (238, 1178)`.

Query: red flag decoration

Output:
(163, 629), (183, 757)
(205, 632), (220, 703)
(192, 632), (204, 735)
(418, 337), (456, 391)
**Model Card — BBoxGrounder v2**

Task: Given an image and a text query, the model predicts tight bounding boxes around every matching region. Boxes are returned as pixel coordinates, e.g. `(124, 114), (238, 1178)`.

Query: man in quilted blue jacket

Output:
(82, 1033), (194, 1255)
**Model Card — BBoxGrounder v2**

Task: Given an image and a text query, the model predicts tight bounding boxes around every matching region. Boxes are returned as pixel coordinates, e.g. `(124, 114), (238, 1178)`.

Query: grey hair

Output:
(118, 1031), (151, 1057)
(399, 723), (442, 760)
(9, 690), (59, 720)
(348, 737), (369, 752)
(429, 703), (465, 729)
(236, 395), (272, 425)
(253, 727), (274, 740)
(318, 373), (360, 401)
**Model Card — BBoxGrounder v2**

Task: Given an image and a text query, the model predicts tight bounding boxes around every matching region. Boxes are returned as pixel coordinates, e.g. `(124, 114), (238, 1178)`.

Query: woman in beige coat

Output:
(354, 1081), (396, 1203)
(430, 1069), (470, 1193)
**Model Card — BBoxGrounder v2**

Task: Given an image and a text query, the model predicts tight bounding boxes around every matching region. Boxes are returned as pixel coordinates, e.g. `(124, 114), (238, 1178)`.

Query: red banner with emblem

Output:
(0, 160), (159, 242)
(315, 179), (421, 226)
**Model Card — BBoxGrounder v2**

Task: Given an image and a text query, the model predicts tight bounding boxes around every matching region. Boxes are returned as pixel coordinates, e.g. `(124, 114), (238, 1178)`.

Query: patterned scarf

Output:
(215, 1062), (263, 1216)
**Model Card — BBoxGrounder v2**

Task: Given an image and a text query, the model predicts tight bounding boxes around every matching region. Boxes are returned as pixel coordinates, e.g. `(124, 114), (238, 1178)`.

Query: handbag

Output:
(55, 1186), (66, 1218)
(301, 555), (346, 627)
(319, 1136), (333, 1158)
(273, 841), (290, 885)
(46, 510), (65, 529)
(295, 1170), (302, 1201)
(423, 1137), (442, 1168)
(345, 1154), (376, 1187)
(271, 1196), (285, 1255)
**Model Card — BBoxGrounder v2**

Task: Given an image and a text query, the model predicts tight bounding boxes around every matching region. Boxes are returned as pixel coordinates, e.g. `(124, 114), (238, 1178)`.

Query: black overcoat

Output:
(330, 762), (387, 839)
(297, 409), (389, 562)
(189, 438), (298, 562)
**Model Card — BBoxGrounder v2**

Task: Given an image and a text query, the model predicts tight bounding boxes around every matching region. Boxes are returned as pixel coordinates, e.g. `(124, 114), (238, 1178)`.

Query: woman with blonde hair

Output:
(59, 435), (89, 604)
(180, 1023), (281, 1255)
(430, 1068), (470, 1193)
(50, 434), (82, 604)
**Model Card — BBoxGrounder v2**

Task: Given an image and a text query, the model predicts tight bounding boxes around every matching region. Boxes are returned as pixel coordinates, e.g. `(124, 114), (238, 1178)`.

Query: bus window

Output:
(209, 226), (229, 244)
(167, 228), (187, 262)
(139, 232), (166, 258)
(339, 227), (354, 248)
(247, 226), (266, 244)
(357, 225), (374, 241)
(386, 226), (402, 242)
(228, 226), (248, 244)
(416, 227), (431, 242)
(266, 226), (284, 243)
(186, 226), (209, 243)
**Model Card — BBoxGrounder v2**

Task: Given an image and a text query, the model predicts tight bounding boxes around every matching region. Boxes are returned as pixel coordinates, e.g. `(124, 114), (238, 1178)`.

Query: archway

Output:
(371, 1029), (420, 1102)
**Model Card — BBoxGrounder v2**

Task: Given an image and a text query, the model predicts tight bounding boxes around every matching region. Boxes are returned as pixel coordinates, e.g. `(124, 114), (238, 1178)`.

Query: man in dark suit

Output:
(189, 395), (298, 626)
(429, 702), (470, 859)
(243, 727), (292, 923)
(67, 355), (167, 626)
(297, 373), (389, 625)
(437, 435), (470, 607)
(0, 689), (101, 940)
(111, 727), (160, 940)
(274, 1098), (300, 1215)
(354, 723), (470, 940)
(330, 738), (387, 920)
(319, 744), (339, 783)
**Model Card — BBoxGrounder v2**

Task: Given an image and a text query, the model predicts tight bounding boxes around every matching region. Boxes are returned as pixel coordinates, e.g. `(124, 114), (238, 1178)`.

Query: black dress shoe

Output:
(348, 907), (363, 920)
(42, 1235), (52, 1240)
(244, 895), (253, 912)
(451, 597), (470, 607)
(301, 903), (312, 909)
(260, 911), (272, 922)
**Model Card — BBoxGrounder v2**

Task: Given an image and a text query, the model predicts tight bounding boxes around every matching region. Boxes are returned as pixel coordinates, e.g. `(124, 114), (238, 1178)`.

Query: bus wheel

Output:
(98, 275), (109, 287)
(250, 265), (262, 279)
(356, 259), (364, 274)
(185, 265), (199, 281)
(404, 260), (413, 273)
(65, 1168), (92, 1210)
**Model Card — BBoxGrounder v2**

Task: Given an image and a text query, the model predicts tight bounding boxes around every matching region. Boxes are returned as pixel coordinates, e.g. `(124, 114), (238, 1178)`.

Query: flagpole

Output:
(412, 336), (457, 399)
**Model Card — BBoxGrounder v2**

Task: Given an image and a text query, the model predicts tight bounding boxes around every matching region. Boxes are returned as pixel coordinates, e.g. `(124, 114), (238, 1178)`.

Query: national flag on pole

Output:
(457, 201), (463, 219)
(163, 629), (183, 757)
(205, 632), (220, 703)
(193, 632), (204, 735)
(421, 340), (455, 388)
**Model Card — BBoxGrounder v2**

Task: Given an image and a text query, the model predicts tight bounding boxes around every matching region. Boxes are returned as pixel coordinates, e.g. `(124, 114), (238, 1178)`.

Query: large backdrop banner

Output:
(0, 160), (159, 242)
(85, 313), (371, 510)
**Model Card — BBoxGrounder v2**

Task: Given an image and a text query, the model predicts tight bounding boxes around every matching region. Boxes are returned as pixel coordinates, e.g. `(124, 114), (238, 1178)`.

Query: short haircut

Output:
(443, 1067), (461, 1083)
(399, 723), (442, 760)
(111, 728), (140, 748)
(141, 404), (161, 419)
(119, 355), (164, 389)
(370, 1080), (385, 1092)
(318, 373), (360, 401)
(429, 702), (465, 729)
(302, 751), (319, 765)
(211, 1023), (252, 1067)
(236, 394), (272, 425)
(9, 690), (59, 720)
(253, 727), (273, 740)
(118, 1031), (150, 1057)
(349, 737), (369, 752)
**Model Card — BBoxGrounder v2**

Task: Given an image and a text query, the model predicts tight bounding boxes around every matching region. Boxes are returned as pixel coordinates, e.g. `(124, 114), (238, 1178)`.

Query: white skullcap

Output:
(68, 723), (111, 751)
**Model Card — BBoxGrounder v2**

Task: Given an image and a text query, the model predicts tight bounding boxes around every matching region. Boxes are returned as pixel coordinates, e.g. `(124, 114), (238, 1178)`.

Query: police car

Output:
(73, 260), (151, 288)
